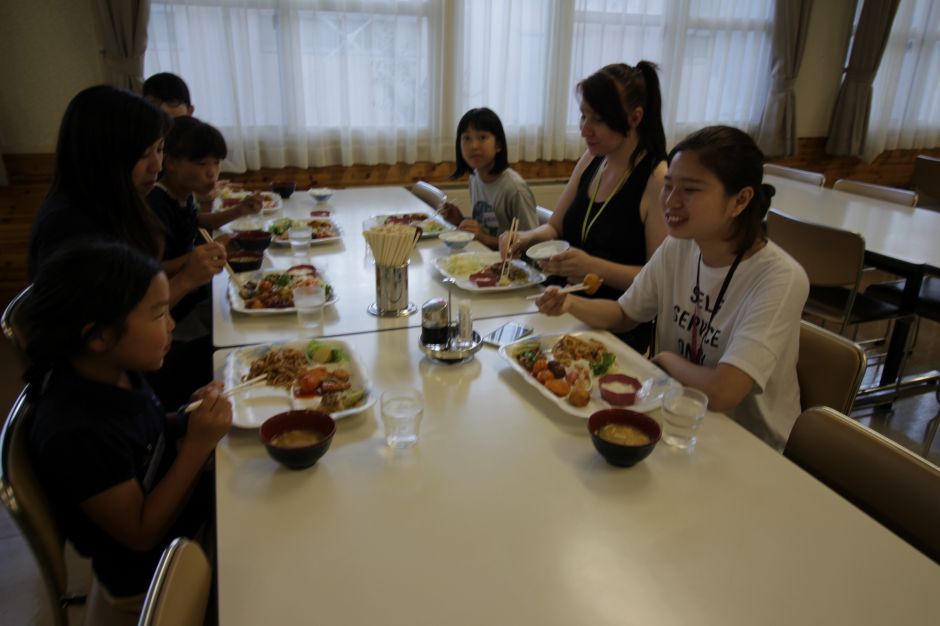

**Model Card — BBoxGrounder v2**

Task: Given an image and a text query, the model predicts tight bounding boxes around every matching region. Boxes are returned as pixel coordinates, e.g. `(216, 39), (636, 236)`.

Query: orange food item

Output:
(583, 273), (603, 295)
(535, 369), (555, 383)
(545, 378), (571, 397)
(532, 359), (548, 374)
(568, 388), (590, 407)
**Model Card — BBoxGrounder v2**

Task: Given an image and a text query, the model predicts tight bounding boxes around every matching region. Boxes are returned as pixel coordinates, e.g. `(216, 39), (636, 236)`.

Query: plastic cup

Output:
(294, 284), (325, 335)
(661, 386), (708, 449)
(289, 226), (313, 258)
(380, 389), (423, 448)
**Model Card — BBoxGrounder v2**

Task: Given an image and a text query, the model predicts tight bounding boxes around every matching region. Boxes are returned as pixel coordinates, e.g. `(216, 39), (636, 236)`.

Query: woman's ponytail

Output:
(634, 61), (666, 164)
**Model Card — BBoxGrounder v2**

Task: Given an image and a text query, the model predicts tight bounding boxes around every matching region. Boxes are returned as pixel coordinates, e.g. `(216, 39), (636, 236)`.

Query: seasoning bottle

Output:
(421, 297), (449, 346)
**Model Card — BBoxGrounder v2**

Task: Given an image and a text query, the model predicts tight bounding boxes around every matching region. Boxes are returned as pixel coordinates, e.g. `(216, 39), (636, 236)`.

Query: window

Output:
(146, 0), (774, 169)
(866, 0), (940, 159)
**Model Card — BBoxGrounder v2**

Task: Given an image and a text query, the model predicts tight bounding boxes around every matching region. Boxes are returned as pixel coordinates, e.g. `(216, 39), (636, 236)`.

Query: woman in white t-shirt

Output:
(536, 126), (809, 449)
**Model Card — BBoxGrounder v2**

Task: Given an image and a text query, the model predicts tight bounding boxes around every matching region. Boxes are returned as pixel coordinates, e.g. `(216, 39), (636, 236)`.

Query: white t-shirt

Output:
(469, 168), (538, 236)
(618, 237), (809, 448)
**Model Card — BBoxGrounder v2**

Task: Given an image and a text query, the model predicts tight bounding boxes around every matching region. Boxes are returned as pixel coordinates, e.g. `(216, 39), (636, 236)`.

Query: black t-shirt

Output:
(147, 184), (198, 262)
(147, 184), (206, 322)
(29, 192), (109, 278)
(29, 367), (210, 597)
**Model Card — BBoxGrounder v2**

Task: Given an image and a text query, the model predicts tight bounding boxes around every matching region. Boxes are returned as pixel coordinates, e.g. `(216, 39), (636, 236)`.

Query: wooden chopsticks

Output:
(182, 374), (268, 413)
(199, 227), (242, 286)
(499, 217), (519, 283)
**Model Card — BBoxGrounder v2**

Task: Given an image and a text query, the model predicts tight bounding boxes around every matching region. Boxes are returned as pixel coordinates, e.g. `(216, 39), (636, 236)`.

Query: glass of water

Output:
(380, 389), (424, 448)
(294, 284), (325, 335)
(661, 386), (708, 449)
(288, 225), (313, 258)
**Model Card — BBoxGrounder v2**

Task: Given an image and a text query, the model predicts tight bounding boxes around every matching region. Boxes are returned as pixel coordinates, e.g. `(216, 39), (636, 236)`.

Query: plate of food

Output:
(435, 251), (545, 291)
(228, 265), (337, 314)
(363, 211), (455, 238)
(266, 217), (341, 244)
(498, 331), (667, 417)
(219, 189), (282, 214)
(224, 338), (374, 427)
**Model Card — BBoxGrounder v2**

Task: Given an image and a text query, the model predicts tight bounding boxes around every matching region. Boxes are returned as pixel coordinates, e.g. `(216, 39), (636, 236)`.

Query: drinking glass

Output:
(288, 225), (313, 258)
(294, 284), (325, 335)
(380, 389), (423, 448)
(661, 386), (708, 449)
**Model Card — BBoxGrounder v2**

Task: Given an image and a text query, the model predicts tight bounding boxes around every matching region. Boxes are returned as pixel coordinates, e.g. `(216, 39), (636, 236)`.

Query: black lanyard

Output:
(690, 251), (744, 363)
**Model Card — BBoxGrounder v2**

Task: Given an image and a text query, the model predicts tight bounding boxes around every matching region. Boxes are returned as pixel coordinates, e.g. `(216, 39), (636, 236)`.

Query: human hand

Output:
(183, 381), (232, 453)
(534, 285), (570, 317)
(239, 193), (263, 216)
(437, 201), (463, 226)
(538, 247), (595, 283)
(458, 219), (481, 236)
(196, 183), (220, 205)
(498, 228), (532, 260)
(182, 241), (227, 287)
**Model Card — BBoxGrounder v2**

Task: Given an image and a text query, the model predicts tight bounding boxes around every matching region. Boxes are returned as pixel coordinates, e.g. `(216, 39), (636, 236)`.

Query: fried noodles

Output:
(552, 335), (609, 367)
(244, 348), (308, 388)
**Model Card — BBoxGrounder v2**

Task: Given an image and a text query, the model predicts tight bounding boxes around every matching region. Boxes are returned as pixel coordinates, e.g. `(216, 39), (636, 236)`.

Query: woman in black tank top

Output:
(501, 62), (668, 354)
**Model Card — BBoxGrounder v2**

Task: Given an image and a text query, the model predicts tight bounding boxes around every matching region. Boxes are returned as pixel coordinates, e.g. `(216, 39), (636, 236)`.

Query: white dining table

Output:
(211, 186), (542, 347)
(766, 174), (940, 390)
(212, 314), (940, 626)
(765, 174), (940, 272)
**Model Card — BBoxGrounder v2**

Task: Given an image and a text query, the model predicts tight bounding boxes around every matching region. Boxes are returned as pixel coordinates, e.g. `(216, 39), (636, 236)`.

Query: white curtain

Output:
(864, 0), (940, 161)
(146, 0), (774, 170)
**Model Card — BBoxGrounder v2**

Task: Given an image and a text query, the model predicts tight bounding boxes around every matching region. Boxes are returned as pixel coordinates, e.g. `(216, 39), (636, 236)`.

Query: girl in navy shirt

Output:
(23, 241), (232, 603)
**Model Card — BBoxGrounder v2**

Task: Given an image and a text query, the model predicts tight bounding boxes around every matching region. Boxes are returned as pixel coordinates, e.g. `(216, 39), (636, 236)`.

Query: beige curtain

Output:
(93, 0), (151, 92)
(826, 0), (900, 156)
(756, 0), (813, 157)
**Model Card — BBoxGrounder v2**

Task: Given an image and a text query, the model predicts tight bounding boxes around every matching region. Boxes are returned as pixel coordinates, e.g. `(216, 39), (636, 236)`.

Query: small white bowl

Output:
(230, 217), (264, 232)
(439, 230), (474, 250)
(309, 187), (334, 203)
(526, 240), (570, 260)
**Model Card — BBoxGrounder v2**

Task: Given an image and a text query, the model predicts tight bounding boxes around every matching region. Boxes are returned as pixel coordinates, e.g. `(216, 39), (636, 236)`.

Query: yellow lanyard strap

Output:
(581, 161), (633, 242)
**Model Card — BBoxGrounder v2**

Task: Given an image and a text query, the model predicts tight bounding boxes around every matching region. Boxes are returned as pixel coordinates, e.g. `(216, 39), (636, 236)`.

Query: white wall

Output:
(0, 1), (853, 155)
(0, 0), (103, 154)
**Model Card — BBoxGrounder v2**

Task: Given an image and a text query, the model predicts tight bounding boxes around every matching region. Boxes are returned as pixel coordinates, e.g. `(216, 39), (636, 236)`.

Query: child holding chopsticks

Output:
(23, 241), (233, 610)
(438, 108), (538, 250)
(148, 116), (254, 407)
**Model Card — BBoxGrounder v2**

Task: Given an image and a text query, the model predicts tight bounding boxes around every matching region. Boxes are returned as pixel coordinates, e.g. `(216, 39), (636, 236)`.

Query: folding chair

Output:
(833, 179), (918, 207)
(137, 538), (212, 626)
(763, 163), (825, 186)
(784, 406), (940, 563)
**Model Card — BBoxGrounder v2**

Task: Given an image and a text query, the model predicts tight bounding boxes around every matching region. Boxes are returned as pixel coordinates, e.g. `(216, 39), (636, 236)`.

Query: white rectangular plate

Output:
(224, 339), (375, 427)
(498, 331), (664, 418)
(266, 217), (342, 245)
(362, 211), (455, 238)
(227, 270), (337, 315)
(435, 251), (545, 292)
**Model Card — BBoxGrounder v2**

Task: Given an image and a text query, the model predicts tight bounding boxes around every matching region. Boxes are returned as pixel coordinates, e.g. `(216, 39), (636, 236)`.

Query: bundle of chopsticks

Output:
(364, 224), (421, 267)
(498, 218), (520, 283)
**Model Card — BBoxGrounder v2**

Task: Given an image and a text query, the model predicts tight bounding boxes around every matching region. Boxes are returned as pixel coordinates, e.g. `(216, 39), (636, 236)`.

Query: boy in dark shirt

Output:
(143, 72), (194, 118)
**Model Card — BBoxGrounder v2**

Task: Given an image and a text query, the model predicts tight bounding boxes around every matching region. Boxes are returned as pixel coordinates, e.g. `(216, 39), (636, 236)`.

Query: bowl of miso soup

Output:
(587, 409), (661, 467)
(260, 410), (336, 469)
